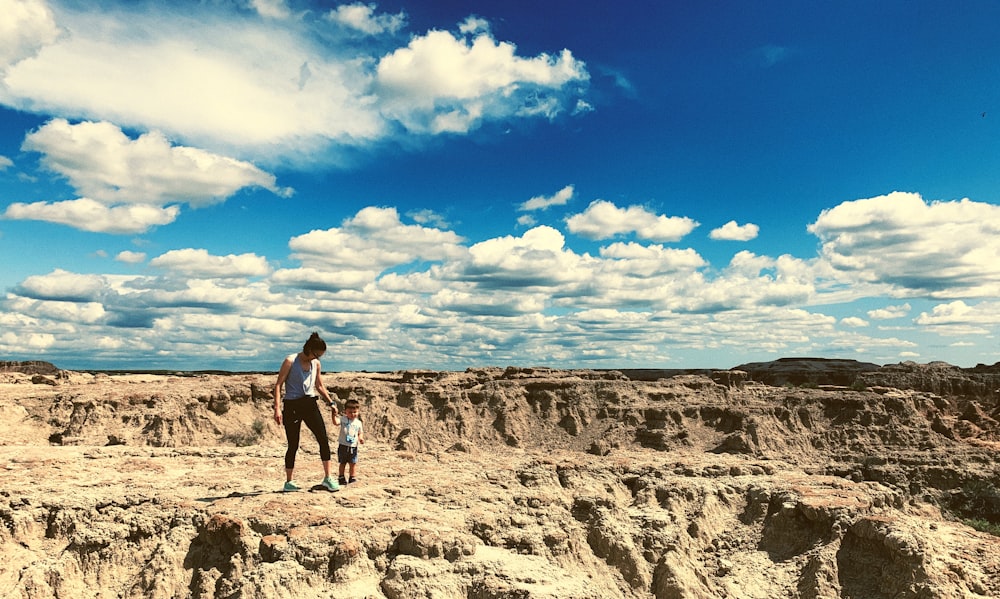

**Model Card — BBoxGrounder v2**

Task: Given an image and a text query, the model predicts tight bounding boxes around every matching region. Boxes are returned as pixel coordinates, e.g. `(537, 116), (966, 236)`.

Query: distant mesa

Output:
(0, 360), (60, 376)
(734, 357), (881, 387)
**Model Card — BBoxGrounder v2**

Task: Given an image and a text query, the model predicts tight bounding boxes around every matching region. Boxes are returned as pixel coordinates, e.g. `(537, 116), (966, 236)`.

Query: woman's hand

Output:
(273, 407), (282, 425)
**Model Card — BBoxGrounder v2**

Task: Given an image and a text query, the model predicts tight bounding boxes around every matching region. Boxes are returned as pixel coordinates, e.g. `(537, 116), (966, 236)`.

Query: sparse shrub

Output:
(223, 418), (266, 447)
(850, 379), (868, 392)
(945, 480), (1000, 536)
(962, 518), (1000, 536)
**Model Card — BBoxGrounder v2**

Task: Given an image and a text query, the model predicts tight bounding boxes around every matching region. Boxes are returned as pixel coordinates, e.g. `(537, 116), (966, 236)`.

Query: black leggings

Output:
(282, 398), (332, 469)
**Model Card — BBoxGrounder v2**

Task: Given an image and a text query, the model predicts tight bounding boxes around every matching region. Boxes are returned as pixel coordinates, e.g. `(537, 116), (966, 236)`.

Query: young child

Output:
(332, 398), (364, 485)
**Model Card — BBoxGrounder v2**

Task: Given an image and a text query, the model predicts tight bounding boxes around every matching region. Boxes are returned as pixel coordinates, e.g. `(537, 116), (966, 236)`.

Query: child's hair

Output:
(303, 332), (327, 356)
(345, 399), (361, 410)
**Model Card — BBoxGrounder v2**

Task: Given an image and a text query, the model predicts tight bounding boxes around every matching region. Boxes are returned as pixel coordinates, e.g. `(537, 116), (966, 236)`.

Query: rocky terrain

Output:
(1, 359), (998, 598)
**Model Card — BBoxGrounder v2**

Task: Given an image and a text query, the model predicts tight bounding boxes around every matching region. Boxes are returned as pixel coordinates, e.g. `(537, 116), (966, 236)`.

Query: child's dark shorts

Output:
(338, 444), (359, 464)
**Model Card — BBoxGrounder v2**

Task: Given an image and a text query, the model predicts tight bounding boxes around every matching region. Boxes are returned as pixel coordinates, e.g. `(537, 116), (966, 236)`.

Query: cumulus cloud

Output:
(289, 206), (466, 271)
(0, 2), (589, 163)
(519, 184), (574, 212)
(913, 300), (1000, 339)
(0, 155), (13, 170)
(710, 220), (759, 241)
(7, 296), (106, 324)
(868, 303), (911, 320)
(459, 226), (594, 289)
(250, 0), (291, 20)
(271, 266), (377, 292)
(4, 198), (180, 234)
(4, 119), (287, 233)
(599, 242), (705, 275)
(149, 248), (271, 278)
(375, 29), (588, 134)
(0, 0), (59, 68)
(24, 119), (287, 206)
(407, 208), (449, 229)
(841, 316), (868, 327)
(14, 269), (108, 302)
(326, 2), (405, 35)
(0, 5), (385, 158)
(115, 250), (147, 264)
(809, 192), (1000, 298)
(566, 200), (698, 242)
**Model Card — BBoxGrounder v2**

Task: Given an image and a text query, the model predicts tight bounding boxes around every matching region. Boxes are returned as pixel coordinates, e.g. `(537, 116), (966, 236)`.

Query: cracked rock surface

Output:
(1, 362), (998, 598)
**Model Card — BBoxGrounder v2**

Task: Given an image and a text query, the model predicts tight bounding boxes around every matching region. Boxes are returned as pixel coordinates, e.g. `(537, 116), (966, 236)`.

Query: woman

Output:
(273, 332), (339, 492)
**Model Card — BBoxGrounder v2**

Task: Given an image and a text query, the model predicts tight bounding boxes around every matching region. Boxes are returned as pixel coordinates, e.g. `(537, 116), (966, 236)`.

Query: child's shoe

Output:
(348, 477), (357, 484)
(283, 480), (301, 492)
(338, 475), (348, 486)
(321, 476), (340, 491)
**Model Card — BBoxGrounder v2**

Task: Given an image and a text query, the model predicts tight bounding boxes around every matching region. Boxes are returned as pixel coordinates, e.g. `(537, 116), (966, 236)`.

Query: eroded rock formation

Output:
(1, 361), (998, 598)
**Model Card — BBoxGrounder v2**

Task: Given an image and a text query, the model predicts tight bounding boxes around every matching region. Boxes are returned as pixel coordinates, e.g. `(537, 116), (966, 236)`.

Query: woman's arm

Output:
(314, 362), (333, 403)
(315, 362), (340, 424)
(273, 357), (293, 424)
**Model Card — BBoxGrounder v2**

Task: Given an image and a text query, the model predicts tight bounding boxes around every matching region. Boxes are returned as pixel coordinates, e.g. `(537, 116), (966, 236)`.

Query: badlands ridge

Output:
(1, 358), (998, 598)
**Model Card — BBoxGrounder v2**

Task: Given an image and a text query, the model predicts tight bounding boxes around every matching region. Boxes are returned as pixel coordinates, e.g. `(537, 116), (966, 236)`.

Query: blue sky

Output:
(2, 0), (1000, 371)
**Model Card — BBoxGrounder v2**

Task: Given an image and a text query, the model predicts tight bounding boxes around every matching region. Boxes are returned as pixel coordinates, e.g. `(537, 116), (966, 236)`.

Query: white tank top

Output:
(283, 353), (318, 400)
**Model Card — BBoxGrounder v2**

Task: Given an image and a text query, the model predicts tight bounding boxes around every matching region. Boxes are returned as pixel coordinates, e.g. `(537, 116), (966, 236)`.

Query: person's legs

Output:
(282, 402), (304, 488)
(301, 401), (336, 487)
(337, 444), (353, 483)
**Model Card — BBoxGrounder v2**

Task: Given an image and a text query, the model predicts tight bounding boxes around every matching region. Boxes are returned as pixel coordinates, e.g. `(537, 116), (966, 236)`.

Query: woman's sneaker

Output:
(321, 476), (340, 491)
(283, 481), (301, 492)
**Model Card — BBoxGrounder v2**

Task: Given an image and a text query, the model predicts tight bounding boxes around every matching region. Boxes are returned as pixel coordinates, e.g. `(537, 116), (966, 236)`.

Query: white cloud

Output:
(841, 316), (868, 327)
(430, 287), (546, 317)
(15, 268), (107, 301)
(149, 248), (271, 278)
(519, 184), (574, 212)
(809, 192), (1000, 298)
(4, 198), (180, 234)
(460, 225), (594, 288)
(250, 0), (291, 20)
(572, 99), (594, 115)
(867, 303), (911, 320)
(376, 29), (588, 134)
(23, 119), (287, 206)
(599, 242), (705, 275)
(0, 0), (59, 68)
(459, 16), (490, 36)
(8, 189), (1000, 369)
(566, 200), (698, 242)
(0, 155), (13, 170)
(710, 220), (759, 241)
(7, 296), (105, 324)
(326, 2), (405, 35)
(914, 300), (1000, 326)
(4, 119), (287, 233)
(0, 6), (387, 159)
(407, 208), (449, 229)
(0, 3), (588, 164)
(271, 267), (377, 292)
(289, 206), (466, 271)
(115, 250), (147, 264)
